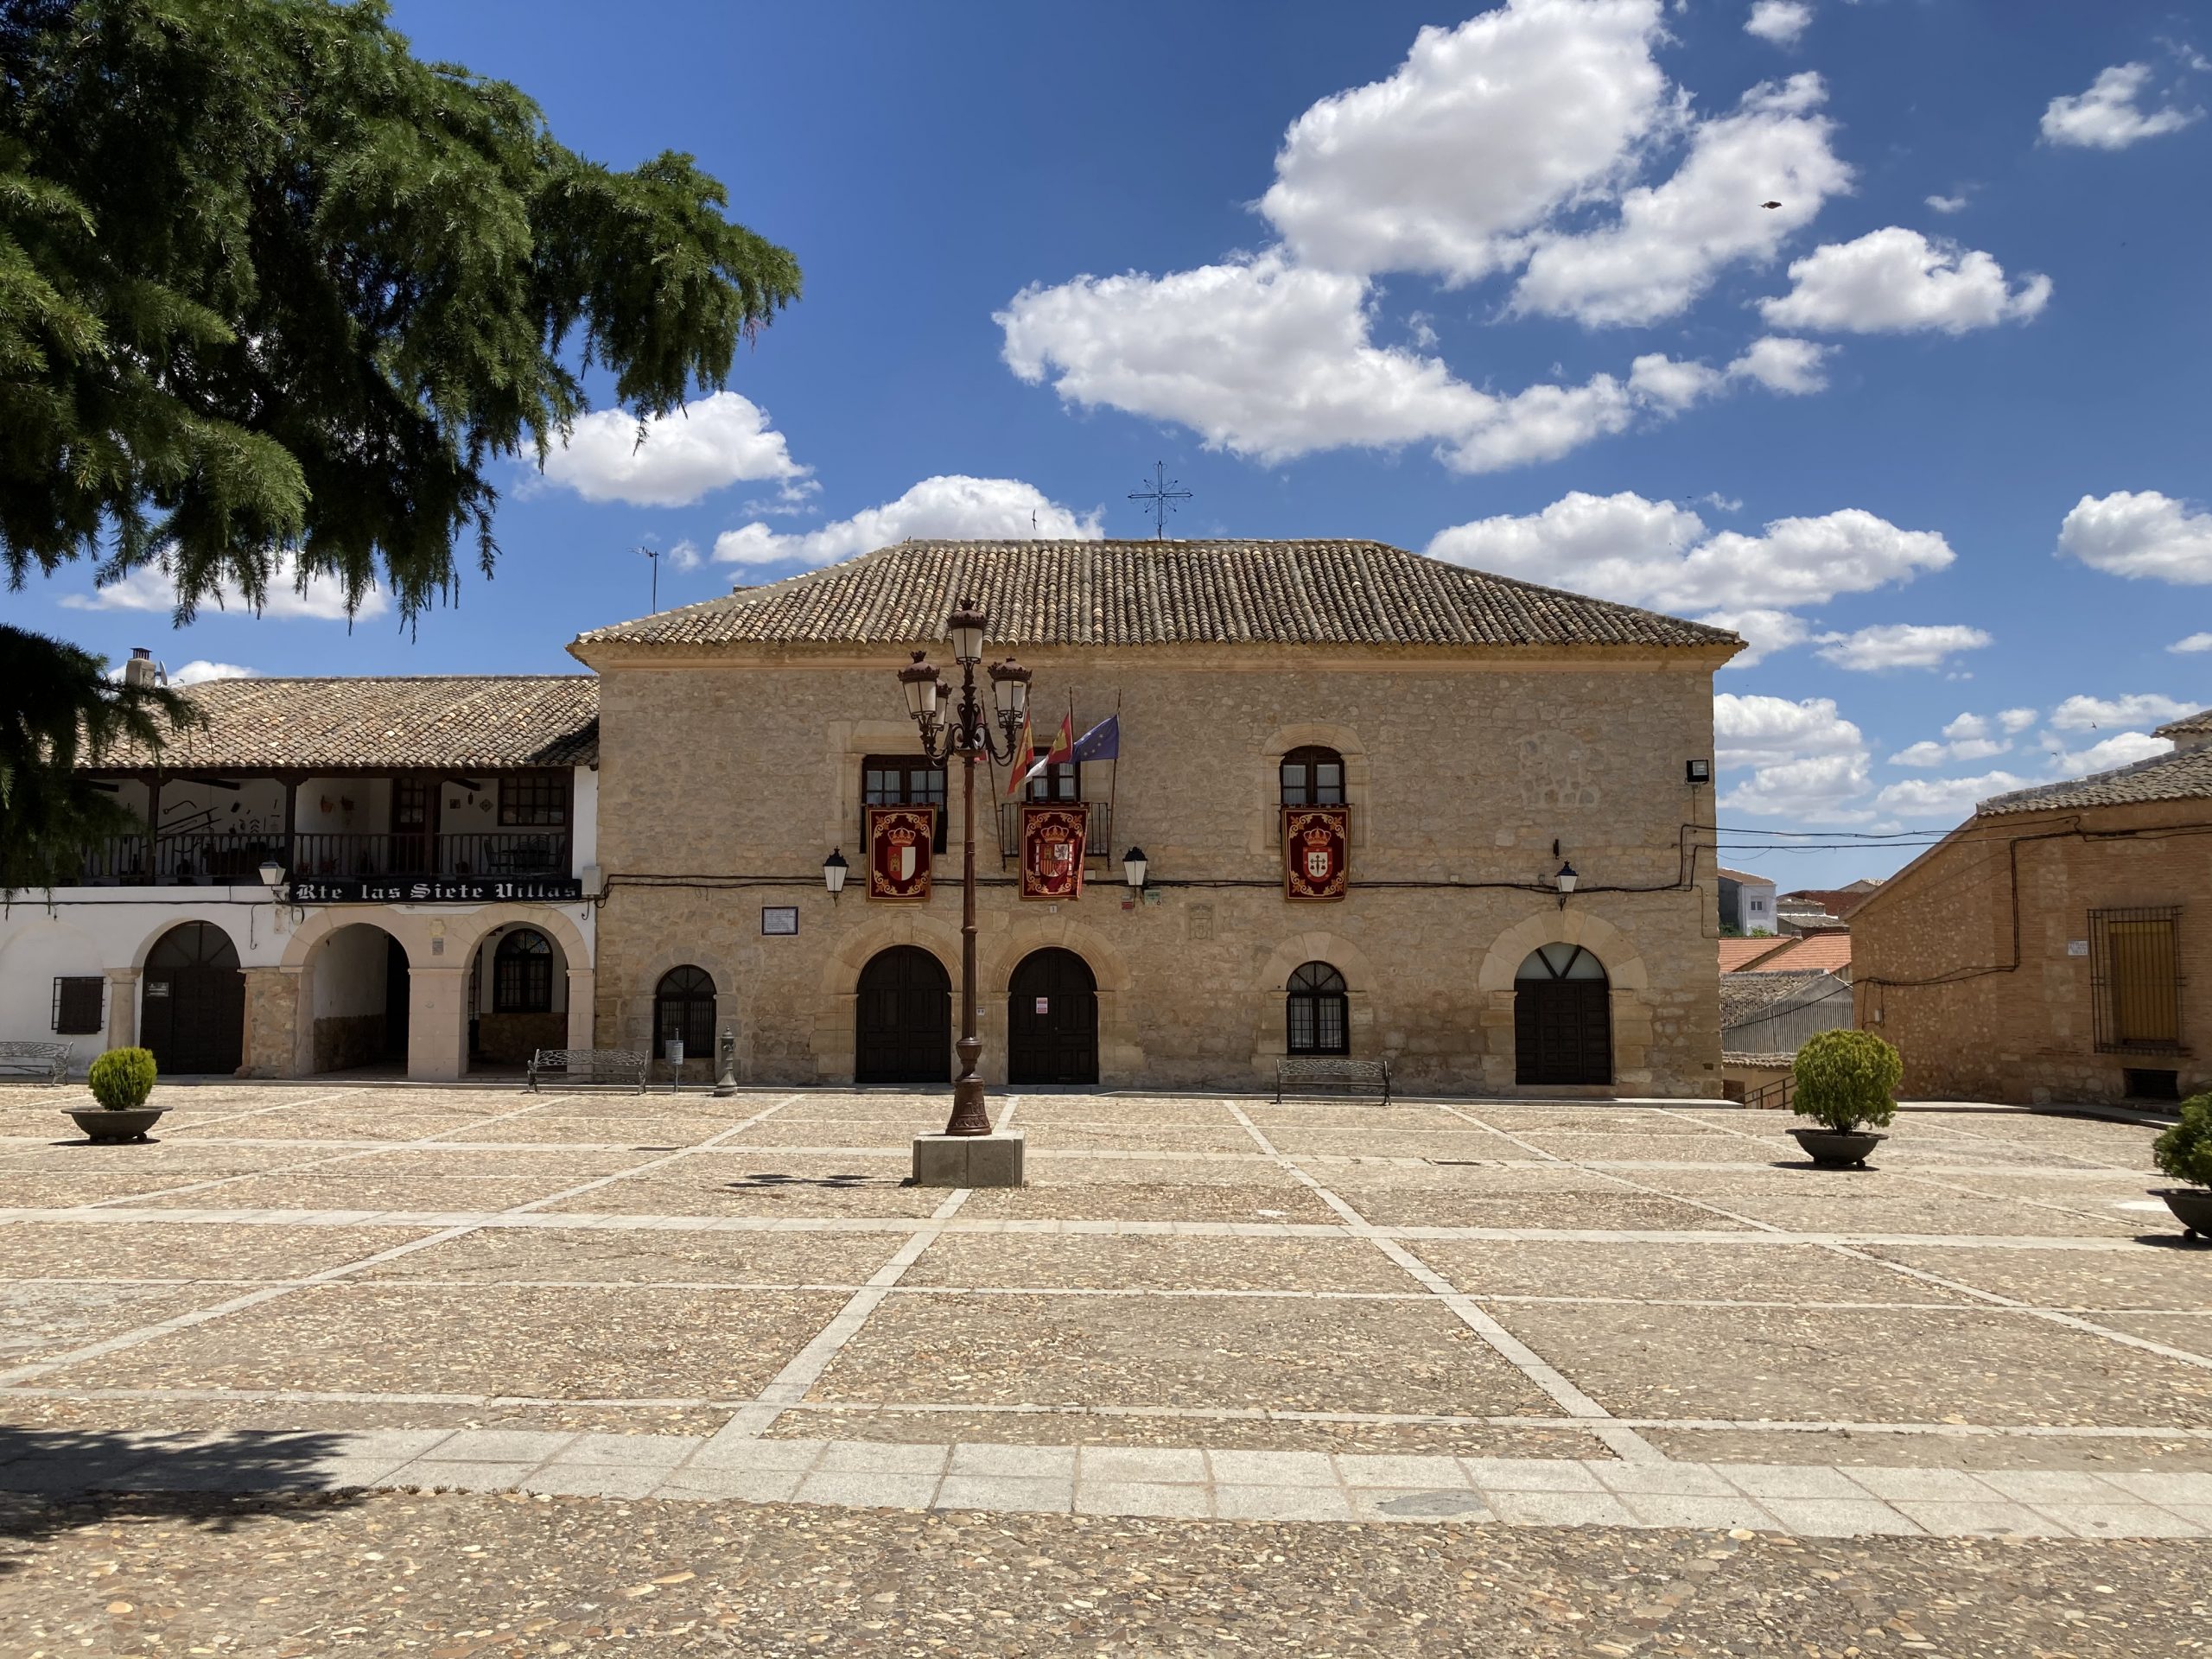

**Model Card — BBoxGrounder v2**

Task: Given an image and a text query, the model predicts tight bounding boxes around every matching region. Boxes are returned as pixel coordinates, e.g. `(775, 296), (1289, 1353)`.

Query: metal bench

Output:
(526, 1047), (649, 1093)
(0, 1041), (73, 1084)
(1274, 1056), (1391, 1103)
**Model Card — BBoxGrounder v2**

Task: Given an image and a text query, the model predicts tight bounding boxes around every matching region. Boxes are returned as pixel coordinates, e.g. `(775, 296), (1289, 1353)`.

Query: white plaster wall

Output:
(570, 766), (600, 875)
(312, 923), (389, 1019)
(159, 778), (287, 842)
(296, 777), (391, 836)
(0, 915), (109, 1052)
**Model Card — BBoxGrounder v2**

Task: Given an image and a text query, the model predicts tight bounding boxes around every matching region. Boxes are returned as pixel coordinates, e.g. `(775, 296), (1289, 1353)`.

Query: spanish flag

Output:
(1012, 712), (1073, 795)
(1004, 713), (1035, 797)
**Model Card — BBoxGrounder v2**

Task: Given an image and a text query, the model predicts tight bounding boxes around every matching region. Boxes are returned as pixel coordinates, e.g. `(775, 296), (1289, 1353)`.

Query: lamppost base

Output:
(944, 1075), (993, 1137)
(912, 1129), (1026, 1188)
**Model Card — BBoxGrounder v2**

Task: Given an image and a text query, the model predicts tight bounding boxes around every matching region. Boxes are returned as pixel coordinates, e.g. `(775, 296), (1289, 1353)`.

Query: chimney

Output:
(121, 648), (165, 689)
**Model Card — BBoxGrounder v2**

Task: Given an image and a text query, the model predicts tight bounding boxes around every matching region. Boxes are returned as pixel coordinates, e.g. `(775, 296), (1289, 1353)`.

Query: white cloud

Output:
(2171, 632), (2212, 653)
(665, 539), (702, 574)
(170, 660), (260, 687)
(1744, 2), (1812, 48)
(1813, 622), (1993, 672)
(2048, 692), (2196, 731)
(1512, 73), (1853, 327)
(2041, 63), (2201, 150)
(1727, 334), (1829, 394)
(2045, 731), (2174, 774)
(539, 391), (805, 508)
(1758, 227), (2051, 334)
(1888, 711), (2018, 766)
(1696, 607), (1808, 669)
(1873, 770), (2032, 819)
(715, 475), (1103, 570)
(1260, 0), (1675, 284)
(1713, 692), (1864, 767)
(1924, 193), (1968, 214)
(59, 553), (390, 621)
(2057, 491), (2212, 584)
(1998, 707), (2037, 733)
(1725, 753), (1875, 818)
(1428, 493), (1952, 613)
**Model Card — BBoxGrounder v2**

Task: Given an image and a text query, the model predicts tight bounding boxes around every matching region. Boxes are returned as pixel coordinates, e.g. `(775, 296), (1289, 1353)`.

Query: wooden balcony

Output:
(77, 831), (571, 887)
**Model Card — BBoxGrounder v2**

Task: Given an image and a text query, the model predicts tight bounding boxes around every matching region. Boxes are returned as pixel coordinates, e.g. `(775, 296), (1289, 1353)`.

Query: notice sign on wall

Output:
(761, 906), (799, 936)
(866, 805), (934, 902)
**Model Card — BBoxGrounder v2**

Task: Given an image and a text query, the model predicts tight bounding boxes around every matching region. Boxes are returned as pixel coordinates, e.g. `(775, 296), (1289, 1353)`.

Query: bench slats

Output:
(0, 1041), (74, 1084)
(526, 1048), (650, 1094)
(1274, 1056), (1390, 1104)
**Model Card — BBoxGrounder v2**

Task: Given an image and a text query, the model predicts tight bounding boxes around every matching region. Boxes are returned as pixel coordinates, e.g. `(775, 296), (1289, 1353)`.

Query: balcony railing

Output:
(77, 831), (571, 887)
(994, 800), (1113, 865)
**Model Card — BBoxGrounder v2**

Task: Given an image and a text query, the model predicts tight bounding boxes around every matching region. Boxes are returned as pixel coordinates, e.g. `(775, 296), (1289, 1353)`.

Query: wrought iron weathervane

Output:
(1128, 462), (1192, 539)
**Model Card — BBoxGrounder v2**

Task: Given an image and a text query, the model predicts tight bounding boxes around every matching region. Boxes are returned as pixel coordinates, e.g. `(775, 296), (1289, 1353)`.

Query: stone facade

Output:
(580, 643), (1729, 1096)
(1852, 796), (2212, 1104)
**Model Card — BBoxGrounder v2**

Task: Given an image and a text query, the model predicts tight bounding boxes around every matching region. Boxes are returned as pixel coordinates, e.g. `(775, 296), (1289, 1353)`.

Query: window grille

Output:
(2088, 906), (2183, 1053)
(52, 976), (104, 1035)
(498, 771), (568, 826)
(654, 965), (718, 1058)
(1287, 961), (1350, 1055)
(493, 928), (554, 1014)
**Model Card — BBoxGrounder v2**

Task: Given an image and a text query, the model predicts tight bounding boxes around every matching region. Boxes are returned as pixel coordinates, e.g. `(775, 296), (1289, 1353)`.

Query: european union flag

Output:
(1071, 715), (1120, 763)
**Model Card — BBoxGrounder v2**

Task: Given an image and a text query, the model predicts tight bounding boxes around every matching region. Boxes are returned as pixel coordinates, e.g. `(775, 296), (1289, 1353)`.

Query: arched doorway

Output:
(855, 946), (950, 1084)
(467, 923), (568, 1068)
(141, 922), (244, 1075)
(1514, 944), (1611, 1086)
(305, 924), (409, 1073)
(1007, 948), (1098, 1085)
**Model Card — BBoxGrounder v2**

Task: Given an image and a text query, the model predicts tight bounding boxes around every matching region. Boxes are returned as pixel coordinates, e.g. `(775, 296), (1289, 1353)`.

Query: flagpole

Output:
(1104, 689), (1122, 873)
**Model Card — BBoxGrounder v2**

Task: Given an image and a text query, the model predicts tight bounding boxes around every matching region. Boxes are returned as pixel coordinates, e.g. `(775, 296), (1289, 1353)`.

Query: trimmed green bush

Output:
(2153, 1093), (2212, 1189)
(86, 1047), (157, 1111)
(1791, 1029), (1902, 1133)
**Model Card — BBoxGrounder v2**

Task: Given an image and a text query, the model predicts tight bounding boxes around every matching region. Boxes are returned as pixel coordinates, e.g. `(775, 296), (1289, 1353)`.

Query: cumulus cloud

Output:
(2048, 692), (2196, 731)
(715, 475), (1103, 571)
(1695, 607), (1808, 669)
(1759, 228), (2050, 334)
(1873, 770), (2032, 819)
(539, 391), (806, 508)
(2171, 632), (2212, 653)
(170, 660), (260, 687)
(1261, 0), (1674, 284)
(2057, 491), (2212, 583)
(1888, 710), (2024, 767)
(1924, 193), (1968, 214)
(665, 539), (702, 574)
(60, 552), (390, 621)
(2044, 731), (2174, 774)
(1713, 691), (1873, 819)
(1724, 753), (1874, 818)
(2041, 63), (2201, 149)
(1812, 622), (1993, 672)
(1727, 335), (1832, 395)
(1512, 73), (1853, 327)
(1744, 2), (1812, 48)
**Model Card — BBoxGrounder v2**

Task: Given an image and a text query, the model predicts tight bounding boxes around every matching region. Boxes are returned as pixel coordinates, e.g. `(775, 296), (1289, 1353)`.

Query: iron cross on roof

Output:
(1127, 462), (1192, 539)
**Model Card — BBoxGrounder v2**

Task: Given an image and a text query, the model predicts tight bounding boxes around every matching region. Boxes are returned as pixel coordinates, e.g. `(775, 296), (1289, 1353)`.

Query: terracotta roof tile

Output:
(2154, 707), (2212, 739)
(1976, 743), (2211, 816)
(1752, 933), (1854, 976)
(1719, 937), (1795, 972)
(92, 677), (598, 771)
(571, 539), (1742, 653)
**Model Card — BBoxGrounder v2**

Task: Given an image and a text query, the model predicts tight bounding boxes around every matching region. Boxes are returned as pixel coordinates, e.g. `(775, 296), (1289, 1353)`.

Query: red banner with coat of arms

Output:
(1020, 804), (1087, 900)
(1282, 804), (1349, 901)
(866, 805), (934, 902)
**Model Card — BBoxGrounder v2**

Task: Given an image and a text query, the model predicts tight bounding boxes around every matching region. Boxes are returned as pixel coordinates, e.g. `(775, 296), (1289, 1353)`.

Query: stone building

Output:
(0, 675), (601, 1079)
(569, 538), (1738, 1096)
(1852, 708), (2212, 1104)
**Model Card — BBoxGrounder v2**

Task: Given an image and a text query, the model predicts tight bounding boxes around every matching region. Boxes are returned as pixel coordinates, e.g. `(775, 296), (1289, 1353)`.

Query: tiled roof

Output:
(1719, 969), (1833, 1027)
(1719, 937), (1795, 972)
(1976, 742), (2212, 817)
(571, 539), (1742, 652)
(1714, 868), (1776, 885)
(92, 677), (599, 771)
(1752, 933), (1854, 976)
(2154, 707), (2212, 739)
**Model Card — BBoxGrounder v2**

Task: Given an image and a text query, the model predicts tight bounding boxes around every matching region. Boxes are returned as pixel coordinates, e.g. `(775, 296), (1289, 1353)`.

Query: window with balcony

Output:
(862, 754), (948, 852)
(1281, 746), (1345, 806)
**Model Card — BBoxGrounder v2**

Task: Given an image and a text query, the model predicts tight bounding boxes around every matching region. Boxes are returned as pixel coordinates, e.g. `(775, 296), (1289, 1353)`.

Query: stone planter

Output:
(2154, 1186), (2212, 1239)
(65, 1108), (164, 1145)
(1790, 1127), (1885, 1168)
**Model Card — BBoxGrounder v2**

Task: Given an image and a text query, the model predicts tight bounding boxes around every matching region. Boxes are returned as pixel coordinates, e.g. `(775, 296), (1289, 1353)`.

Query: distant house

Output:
(1716, 868), (1778, 934)
(1853, 709), (2210, 1104)
(1783, 880), (1883, 921)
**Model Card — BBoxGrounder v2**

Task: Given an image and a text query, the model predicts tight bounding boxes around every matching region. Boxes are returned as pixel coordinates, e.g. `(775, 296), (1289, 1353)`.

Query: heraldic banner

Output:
(866, 805), (934, 902)
(1020, 804), (1087, 901)
(1282, 804), (1350, 901)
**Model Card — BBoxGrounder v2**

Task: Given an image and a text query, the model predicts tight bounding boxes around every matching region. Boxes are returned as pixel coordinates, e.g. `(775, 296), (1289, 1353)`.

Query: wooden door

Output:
(855, 947), (950, 1084)
(1007, 949), (1098, 1085)
(1514, 944), (1611, 1086)
(141, 922), (245, 1076)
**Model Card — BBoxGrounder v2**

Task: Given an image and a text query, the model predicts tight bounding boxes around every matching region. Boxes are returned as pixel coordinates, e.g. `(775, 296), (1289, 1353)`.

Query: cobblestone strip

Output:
(0, 1094), (808, 1389)
(705, 1187), (976, 1446)
(1223, 1103), (1664, 1464)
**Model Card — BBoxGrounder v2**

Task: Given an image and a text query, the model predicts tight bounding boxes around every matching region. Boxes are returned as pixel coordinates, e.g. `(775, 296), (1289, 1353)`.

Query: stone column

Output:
(105, 969), (140, 1052)
(408, 964), (471, 1082)
(565, 966), (595, 1052)
(238, 965), (303, 1078)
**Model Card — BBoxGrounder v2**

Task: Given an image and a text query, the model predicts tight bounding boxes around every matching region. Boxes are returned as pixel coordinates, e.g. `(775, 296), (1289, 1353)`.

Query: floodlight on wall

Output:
(823, 849), (849, 899)
(1122, 846), (1148, 890)
(1686, 758), (1712, 785)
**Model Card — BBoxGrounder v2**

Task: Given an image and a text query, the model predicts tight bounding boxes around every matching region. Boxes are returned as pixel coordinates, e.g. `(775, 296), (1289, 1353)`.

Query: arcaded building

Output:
(569, 538), (1738, 1096)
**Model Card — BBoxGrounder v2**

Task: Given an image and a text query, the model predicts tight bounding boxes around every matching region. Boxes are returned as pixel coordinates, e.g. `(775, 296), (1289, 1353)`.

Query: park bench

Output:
(0, 1041), (73, 1084)
(525, 1047), (649, 1093)
(1274, 1056), (1391, 1104)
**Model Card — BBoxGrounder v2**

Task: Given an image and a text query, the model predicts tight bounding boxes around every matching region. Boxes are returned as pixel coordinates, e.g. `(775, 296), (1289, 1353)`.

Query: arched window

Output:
(493, 928), (553, 1013)
(1280, 746), (1344, 806)
(655, 965), (717, 1058)
(1286, 961), (1349, 1055)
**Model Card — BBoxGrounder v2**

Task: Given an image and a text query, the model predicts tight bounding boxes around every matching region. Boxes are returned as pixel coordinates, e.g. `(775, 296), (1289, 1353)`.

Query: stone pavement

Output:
(3, 1079), (2209, 1550)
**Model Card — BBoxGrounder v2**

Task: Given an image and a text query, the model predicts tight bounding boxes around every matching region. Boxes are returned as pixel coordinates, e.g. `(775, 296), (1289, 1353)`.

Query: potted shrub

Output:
(68, 1048), (163, 1144)
(1789, 1028), (1901, 1167)
(2151, 1092), (2212, 1239)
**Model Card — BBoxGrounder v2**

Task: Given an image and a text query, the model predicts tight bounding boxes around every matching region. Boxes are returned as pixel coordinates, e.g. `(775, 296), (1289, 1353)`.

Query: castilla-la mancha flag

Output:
(866, 805), (934, 901)
(1282, 804), (1349, 901)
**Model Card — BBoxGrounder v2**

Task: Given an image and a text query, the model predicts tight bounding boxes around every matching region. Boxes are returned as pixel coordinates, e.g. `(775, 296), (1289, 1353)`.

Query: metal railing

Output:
(77, 831), (570, 886)
(994, 799), (1113, 864)
(1743, 1073), (1797, 1112)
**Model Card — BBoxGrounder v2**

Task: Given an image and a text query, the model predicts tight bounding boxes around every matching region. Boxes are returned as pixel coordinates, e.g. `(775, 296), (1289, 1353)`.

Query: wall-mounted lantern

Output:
(1554, 860), (1578, 909)
(1122, 845), (1148, 891)
(823, 849), (849, 899)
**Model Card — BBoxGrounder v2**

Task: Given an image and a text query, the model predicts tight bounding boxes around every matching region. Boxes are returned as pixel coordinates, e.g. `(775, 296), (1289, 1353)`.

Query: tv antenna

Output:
(1128, 462), (1192, 539)
(636, 544), (659, 612)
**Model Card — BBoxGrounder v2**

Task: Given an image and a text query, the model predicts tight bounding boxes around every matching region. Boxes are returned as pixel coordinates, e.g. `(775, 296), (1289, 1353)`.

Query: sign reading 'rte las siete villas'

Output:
(1020, 804), (1087, 901)
(866, 804), (935, 902)
(1282, 804), (1350, 901)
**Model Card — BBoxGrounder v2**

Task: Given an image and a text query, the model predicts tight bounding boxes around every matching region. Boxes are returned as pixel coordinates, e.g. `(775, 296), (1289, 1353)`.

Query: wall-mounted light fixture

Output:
(1122, 845), (1148, 891)
(1554, 860), (1578, 909)
(823, 849), (849, 899)
(1686, 758), (1712, 785)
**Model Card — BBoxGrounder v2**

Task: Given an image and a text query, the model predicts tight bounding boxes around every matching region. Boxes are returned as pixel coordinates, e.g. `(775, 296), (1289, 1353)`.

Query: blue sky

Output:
(17, 0), (2211, 889)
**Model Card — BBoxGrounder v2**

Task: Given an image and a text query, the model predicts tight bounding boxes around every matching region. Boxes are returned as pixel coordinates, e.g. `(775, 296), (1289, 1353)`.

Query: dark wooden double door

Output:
(141, 921), (245, 1076)
(1514, 945), (1612, 1086)
(855, 947), (950, 1084)
(1008, 948), (1097, 1086)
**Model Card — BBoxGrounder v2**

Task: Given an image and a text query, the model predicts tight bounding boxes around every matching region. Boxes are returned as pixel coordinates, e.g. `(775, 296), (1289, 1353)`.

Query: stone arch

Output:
(626, 940), (747, 1073)
(981, 918), (1140, 1085)
(1474, 906), (1655, 1093)
(1248, 929), (1385, 1073)
(130, 912), (248, 972)
(809, 911), (962, 1084)
(296, 919), (410, 1076)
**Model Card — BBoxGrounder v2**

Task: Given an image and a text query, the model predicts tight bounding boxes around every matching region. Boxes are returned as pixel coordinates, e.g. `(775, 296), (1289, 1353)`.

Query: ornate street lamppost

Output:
(898, 599), (1031, 1137)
